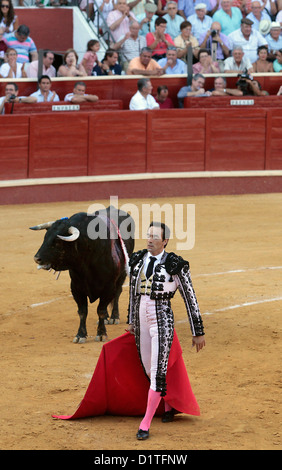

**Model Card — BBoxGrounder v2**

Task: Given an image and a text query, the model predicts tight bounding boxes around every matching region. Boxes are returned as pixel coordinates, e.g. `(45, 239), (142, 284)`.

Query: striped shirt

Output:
(3, 33), (37, 63)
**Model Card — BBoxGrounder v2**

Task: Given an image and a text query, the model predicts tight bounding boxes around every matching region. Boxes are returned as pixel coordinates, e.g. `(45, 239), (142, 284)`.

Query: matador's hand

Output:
(192, 335), (205, 352)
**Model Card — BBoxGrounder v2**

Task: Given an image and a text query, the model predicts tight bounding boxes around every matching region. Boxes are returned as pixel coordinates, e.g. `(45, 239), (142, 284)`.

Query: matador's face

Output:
(146, 226), (168, 256)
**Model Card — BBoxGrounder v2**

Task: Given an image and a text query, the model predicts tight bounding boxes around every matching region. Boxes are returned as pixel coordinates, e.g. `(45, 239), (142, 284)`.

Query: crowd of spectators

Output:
(0, 0), (281, 113)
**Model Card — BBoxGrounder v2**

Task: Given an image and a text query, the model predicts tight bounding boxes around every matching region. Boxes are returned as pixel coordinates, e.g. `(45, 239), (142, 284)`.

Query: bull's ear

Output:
(30, 221), (55, 230)
(57, 226), (80, 242)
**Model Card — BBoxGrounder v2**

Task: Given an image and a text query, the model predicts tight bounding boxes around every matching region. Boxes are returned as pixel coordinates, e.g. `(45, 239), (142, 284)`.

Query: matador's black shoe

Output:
(162, 408), (177, 423)
(136, 429), (149, 440)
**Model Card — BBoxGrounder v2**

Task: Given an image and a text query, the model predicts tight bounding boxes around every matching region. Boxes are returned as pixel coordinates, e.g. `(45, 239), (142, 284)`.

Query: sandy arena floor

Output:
(0, 193), (281, 451)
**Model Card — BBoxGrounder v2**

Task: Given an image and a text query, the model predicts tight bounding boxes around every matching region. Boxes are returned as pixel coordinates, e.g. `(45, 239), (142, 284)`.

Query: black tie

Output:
(146, 256), (156, 279)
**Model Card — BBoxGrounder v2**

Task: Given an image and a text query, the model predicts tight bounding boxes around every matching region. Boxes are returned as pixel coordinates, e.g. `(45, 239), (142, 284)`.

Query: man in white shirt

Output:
(228, 17), (267, 63)
(129, 78), (160, 110)
(30, 75), (60, 102)
(64, 81), (99, 103)
(224, 45), (253, 73)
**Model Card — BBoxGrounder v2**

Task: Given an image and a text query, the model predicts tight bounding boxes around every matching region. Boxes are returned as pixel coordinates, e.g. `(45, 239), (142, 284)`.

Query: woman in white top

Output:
(0, 47), (27, 78)
(0, 0), (19, 33)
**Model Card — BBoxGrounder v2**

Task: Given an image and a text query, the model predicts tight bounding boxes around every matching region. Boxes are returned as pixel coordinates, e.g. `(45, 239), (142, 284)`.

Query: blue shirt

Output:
(158, 57), (186, 74)
(187, 14), (212, 40)
(265, 33), (282, 53)
(162, 13), (185, 39)
(273, 59), (282, 72)
(246, 11), (271, 31)
(30, 89), (60, 102)
(178, 0), (211, 19)
(212, 7), (242, 36)
(136, 13), (158, 36)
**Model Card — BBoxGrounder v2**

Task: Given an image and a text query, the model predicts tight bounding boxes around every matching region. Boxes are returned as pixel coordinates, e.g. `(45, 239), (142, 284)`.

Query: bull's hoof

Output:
(73, 336), (87, 344)
(108, 318), (120, 325)
(94, 334), (108, 342)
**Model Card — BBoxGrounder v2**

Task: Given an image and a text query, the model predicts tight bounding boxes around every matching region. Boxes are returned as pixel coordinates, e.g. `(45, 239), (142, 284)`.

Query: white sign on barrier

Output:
(230, 100), (254, 106)
(51, 105), (80, 111)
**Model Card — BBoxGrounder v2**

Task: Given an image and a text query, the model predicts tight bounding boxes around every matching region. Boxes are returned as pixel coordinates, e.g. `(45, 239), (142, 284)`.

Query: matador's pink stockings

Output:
(139, 388), (161, 431)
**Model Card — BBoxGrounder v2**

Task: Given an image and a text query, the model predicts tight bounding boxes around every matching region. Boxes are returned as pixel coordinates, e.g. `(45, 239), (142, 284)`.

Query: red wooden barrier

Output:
(1, 107), (282, 182)
(205, 109), (267, 171)
(28, 112), (89, 178)
(184, 96), (282, 108)
(0, 115), (29, 180)
(88, 110), (147, 175)
(147, 109), (206, 172)
(4, 100), (123, 115)
(1, 75), (282, 111)
(266, 109), (282, 170)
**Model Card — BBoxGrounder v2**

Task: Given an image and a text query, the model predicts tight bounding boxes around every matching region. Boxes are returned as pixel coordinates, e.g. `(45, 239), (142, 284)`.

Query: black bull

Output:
(30, 206), (135, 342)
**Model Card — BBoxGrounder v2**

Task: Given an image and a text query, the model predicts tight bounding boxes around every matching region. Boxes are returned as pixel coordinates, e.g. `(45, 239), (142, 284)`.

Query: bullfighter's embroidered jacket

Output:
(128, 249), (204, 396)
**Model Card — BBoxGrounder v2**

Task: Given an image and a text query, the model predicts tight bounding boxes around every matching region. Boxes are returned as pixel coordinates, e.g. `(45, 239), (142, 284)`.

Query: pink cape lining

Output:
(52, 330), (200, 420)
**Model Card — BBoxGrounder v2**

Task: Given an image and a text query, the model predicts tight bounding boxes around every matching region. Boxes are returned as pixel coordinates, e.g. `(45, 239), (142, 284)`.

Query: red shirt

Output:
(156, 97), (174, 109)
(146, 32), (175, 56)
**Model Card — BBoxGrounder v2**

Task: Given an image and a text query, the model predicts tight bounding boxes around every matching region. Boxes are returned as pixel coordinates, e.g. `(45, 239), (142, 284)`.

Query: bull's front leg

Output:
(95, 299), (109, 342)
(108, 284), (122, 325)
(71, 283), (88, 344)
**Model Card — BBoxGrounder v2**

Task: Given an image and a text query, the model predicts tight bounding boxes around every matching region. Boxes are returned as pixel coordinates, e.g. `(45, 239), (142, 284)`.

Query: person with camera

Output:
(0, 81), (36, 114)
(198, 21), (231, 65)
(236, 73), (268, 96)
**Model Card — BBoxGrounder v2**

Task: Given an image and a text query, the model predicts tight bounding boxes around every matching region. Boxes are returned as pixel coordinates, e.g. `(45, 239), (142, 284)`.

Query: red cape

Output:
(53, 330), (200, 420)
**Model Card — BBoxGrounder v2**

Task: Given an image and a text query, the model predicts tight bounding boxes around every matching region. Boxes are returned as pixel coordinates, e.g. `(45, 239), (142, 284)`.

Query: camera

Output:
(8, 94), (16, 101)
(237, 69), (253, 81)
(211, 30), (218, 38)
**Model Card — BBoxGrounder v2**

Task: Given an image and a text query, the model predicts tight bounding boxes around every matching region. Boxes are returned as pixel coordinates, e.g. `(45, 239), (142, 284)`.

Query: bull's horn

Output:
(57, 226), (80, 242)
(29, 221), (55, 230)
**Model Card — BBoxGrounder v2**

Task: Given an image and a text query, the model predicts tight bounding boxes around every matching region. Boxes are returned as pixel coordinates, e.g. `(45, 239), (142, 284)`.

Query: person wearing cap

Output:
(228, 17), (268, 63)
(163, 1), (185, 39)
(246, 1), (271, 32)
(129, 0), (151, 17)
(137, 3), (158, 36)
(265, 22), (282, 60)
(212, 0), (242, 36)
(178, 0), (211, 21)
(187, 4), (213, 41)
